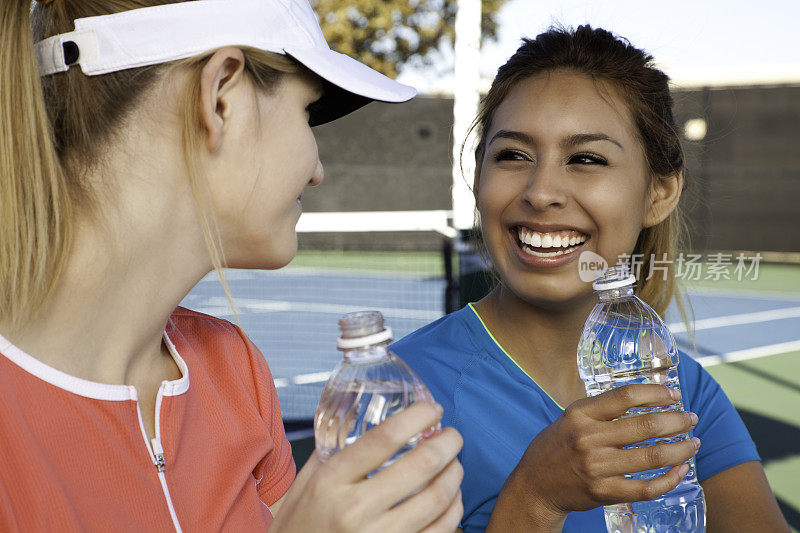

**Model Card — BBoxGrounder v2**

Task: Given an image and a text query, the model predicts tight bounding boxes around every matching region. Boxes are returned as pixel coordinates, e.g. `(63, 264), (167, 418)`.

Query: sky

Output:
(397, 0), (800, 94)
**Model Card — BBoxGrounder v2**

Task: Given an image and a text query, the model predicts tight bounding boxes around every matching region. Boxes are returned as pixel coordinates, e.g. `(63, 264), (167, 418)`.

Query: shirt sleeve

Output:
(679, 353), (761, 482)
(235, 327), (296, 505)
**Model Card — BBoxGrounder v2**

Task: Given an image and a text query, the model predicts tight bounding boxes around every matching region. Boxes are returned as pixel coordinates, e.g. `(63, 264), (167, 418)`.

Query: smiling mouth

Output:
(513, 226), (590, 257)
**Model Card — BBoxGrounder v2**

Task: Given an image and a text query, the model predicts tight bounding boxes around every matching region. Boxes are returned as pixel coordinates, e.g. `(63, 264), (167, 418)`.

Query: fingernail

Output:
(688, 412), (698, 425)
(434, 403), (443, 415)
(669, 388), (681, 401)
(679, 463), (690, 476)
(691, 437), (701, 450)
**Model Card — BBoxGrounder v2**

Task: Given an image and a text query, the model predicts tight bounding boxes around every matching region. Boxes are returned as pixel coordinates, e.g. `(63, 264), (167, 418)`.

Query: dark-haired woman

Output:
(393, 26), (788, 532)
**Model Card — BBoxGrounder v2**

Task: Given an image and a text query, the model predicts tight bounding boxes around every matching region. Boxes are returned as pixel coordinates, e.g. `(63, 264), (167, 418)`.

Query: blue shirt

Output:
(391, 304), (760, 532)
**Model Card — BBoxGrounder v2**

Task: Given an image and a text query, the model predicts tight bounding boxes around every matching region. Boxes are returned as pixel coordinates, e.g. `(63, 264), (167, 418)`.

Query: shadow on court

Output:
(284, 420), (316, 469)
(737, 408), (800, 529)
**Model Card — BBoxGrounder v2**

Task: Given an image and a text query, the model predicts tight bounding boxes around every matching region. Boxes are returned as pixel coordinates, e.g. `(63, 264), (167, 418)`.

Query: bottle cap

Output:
(337, 311), (393, 349)
(337, 328), (393, 350)
(592, 265), (637, 291)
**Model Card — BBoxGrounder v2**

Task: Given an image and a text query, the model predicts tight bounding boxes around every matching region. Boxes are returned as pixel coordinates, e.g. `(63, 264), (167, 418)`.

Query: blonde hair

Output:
(0, 0), (301, 329)
(466, 25), (692, 328)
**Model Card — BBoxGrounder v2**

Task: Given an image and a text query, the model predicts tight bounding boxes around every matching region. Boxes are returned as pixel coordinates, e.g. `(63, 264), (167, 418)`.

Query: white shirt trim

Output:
(0, 330), (189, 401)
(162, 331), (190, 396)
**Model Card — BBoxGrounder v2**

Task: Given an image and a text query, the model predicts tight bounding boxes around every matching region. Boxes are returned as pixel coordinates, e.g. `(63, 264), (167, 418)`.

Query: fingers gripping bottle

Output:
(577, 266), (706, 533)
(314, 311), (439, 471)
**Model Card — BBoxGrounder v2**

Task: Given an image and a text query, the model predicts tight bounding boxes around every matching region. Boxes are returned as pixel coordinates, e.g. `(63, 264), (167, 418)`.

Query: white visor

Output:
(34, 0), (417, 126)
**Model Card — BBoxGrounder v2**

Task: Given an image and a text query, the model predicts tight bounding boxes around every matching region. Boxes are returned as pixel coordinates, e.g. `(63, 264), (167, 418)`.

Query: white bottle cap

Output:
(337, 328), (393, 350)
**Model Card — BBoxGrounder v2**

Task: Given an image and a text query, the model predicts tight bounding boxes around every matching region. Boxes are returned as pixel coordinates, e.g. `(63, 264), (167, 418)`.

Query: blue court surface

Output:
(181, 268), (800, 422)
(182, 266), (800, 528)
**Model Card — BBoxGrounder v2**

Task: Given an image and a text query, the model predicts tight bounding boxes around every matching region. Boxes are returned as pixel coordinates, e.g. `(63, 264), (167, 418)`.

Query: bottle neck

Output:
(597, 285), (635, 302)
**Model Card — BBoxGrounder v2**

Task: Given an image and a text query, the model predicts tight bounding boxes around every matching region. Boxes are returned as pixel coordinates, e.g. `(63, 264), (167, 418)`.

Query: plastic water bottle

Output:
(577, 266), (706, 533)
(314, 311), (438, 471)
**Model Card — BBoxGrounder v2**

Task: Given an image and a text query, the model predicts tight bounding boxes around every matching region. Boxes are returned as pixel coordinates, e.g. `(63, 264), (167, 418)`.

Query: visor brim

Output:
(286, 46), (417, 126)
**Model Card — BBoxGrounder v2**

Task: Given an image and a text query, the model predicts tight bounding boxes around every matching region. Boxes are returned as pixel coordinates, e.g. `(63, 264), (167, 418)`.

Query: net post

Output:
(452, 0), (481, 232)
(443, 236), (459, 314)
(451, 0), (482, 312)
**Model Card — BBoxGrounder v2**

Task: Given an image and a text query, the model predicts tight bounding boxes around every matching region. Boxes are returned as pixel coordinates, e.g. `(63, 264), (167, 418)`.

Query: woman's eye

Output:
(568, 153), (608, 165)
(494, 149), (529, 162)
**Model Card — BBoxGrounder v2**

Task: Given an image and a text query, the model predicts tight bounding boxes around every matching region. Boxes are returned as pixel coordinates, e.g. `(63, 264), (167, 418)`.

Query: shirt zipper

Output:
(152, 437), (166, 472)
(134, 383), (183, 533)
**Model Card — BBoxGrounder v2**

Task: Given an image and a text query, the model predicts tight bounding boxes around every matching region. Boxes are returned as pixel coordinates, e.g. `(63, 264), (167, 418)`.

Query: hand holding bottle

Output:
(488, 384), (698, 532)
(270, 401), (464, 532)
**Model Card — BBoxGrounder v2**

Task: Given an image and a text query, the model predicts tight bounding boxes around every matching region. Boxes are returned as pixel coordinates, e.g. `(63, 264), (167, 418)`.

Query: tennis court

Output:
(182, 257), (800, 530)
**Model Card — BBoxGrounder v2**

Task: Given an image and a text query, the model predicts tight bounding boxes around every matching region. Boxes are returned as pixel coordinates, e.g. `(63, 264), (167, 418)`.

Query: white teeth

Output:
(516, 226), (589, 250)
(522, 244), (568, 257)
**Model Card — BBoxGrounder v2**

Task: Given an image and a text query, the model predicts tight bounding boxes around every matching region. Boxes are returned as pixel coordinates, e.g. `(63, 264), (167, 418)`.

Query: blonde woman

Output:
(0, 0), (463, 531)
(392, 26), (789, 532)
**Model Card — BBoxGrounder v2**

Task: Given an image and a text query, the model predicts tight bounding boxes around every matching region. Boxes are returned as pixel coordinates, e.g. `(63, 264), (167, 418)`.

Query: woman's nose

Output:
(308, 160), (324, 187)
(522, 165), (568, 211)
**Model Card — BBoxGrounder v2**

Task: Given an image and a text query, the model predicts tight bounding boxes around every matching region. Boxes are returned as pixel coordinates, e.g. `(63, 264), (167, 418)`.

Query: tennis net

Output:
(182, 210), (455, 421)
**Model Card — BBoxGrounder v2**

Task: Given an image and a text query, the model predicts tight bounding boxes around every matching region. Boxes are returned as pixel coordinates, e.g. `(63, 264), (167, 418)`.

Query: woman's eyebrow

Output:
(487, 130), (623, 150)
(561, 133), (623, 150)
(487, 129), (535, 147)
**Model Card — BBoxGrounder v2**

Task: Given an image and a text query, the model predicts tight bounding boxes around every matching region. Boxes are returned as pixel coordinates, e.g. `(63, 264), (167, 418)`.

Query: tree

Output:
(312, 0), (508, 78)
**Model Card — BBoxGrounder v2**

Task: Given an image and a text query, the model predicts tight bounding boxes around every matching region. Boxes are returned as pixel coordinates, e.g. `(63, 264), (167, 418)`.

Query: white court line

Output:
(186, 299), (800, 387)
(274, 339), (800, 387)
(696, 339), (800, 367)
(668, 306), (800, 333)
(292, 371), (333, 385)
(201, 296), (443, 321)
(274, 372), (332, 388)
(194, 297), (800, 330)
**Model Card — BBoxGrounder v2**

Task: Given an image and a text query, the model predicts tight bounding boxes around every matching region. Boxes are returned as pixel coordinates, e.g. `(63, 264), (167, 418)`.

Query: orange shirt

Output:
(0, 307), (295, 532)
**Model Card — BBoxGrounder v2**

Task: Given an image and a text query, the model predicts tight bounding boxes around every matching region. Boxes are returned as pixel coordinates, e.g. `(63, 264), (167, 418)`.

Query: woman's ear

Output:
(199, 47), (247, 152)
(643, 171), (683, 228)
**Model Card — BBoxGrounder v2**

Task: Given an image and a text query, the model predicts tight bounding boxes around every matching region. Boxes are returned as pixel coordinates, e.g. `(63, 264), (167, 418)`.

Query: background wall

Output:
(300, 84), (800, 255)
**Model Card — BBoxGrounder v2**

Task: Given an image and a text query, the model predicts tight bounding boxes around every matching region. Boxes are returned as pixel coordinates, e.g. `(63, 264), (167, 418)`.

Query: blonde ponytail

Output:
(11, 1), (303, 327)
(0, 2), (72, 329)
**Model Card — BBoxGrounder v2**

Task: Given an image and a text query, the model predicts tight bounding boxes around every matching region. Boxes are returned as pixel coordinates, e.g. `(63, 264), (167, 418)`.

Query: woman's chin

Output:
(225, 241), (298, 271)
(502, 276), (595, 312)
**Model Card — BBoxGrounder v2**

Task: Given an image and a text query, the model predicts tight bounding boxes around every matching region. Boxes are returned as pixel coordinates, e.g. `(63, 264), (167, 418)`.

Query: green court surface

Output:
(686, 262), (800, 296)
(705, 351), (800, 531)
